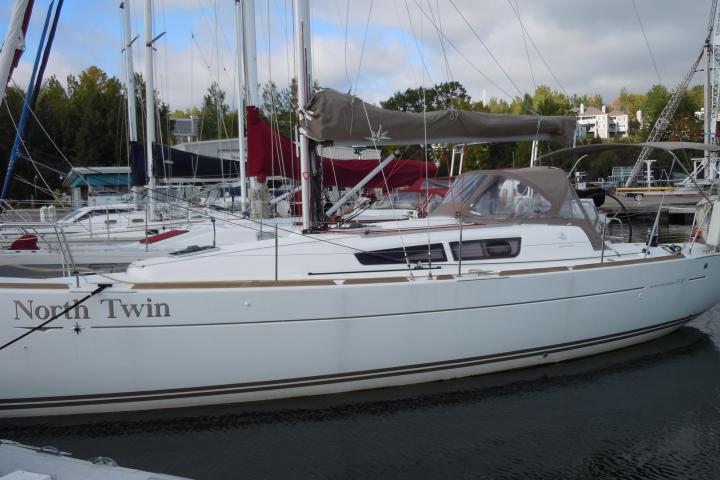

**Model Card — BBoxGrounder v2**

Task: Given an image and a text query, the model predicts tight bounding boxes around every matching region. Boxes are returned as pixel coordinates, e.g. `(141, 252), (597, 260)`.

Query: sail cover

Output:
(247, 106), (437, 188)
(129, 142), (241, 187)
(302, 88), (577, 147)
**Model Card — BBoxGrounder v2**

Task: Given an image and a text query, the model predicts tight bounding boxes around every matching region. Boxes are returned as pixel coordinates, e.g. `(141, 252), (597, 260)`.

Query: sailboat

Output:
(1, 86), (719, 417)
(1, 0), (719, 419)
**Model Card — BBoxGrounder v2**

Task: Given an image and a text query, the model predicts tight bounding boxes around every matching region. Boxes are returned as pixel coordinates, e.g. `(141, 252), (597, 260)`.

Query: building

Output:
(61, 166), (131, 208)
(571, 104), (635, 139)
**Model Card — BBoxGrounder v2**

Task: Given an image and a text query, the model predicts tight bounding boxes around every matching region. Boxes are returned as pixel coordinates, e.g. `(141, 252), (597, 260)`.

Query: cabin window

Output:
(131, 218), (145, 223)
(104, 220), (118, 225)
(450, 238), (521, 261)
(355, 243), (447, 265)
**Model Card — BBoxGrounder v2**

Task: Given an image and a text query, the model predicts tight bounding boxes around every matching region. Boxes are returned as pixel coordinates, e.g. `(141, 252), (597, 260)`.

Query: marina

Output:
(1, 0), (720, 478)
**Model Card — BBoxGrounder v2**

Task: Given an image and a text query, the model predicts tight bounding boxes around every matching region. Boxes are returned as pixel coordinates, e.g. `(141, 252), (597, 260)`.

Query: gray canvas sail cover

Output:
(301, 88), (577, 147)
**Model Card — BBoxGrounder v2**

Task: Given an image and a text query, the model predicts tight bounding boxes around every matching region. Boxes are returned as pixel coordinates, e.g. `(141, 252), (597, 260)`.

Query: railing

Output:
(0, 222), (77, 278)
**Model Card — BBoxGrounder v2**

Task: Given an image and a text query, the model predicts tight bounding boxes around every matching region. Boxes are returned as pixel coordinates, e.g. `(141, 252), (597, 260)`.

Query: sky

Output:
(0, 0), (715, 111)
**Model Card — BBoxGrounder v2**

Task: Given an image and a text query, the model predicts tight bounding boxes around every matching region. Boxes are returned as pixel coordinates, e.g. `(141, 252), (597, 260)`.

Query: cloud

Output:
(1, 0), (713, 112)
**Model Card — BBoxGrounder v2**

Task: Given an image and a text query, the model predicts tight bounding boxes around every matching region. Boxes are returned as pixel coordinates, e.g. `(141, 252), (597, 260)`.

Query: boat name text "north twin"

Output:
(13, 298), (171, 321)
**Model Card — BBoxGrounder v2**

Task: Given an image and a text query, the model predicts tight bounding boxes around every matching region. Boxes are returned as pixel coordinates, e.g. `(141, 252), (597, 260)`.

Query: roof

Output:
(67, 166), (130, 175)
(62, 166), (131, 189)
(65, 173), (129, 189)
(571, 106), (604, 116)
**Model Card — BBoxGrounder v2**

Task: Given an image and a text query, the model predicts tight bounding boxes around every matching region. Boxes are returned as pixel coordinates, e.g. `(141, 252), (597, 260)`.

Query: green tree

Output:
(0, 66), (176, 202)
(260, 80), (295, 139)
(198, 82), (230, 140)
(640, 84), (671, 134)
(380, 81), (470, 112)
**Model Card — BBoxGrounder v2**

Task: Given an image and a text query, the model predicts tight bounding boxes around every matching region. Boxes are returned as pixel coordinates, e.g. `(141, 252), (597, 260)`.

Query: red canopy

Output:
(246, 106), (436, 188)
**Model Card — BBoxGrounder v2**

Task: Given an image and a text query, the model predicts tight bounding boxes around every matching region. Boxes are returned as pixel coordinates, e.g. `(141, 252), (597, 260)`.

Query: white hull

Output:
(0, 252), (716, 417)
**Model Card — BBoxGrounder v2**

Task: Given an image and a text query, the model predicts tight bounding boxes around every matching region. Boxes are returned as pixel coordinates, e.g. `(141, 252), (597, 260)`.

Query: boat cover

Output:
(301, 88), (578, 147)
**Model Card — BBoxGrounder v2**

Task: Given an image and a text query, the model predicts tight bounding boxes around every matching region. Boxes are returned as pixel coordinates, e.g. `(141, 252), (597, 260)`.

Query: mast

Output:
(243, 0), (268, 218)
(0, 0), (34, 102)
(120, 1), (138, 143)
(293, 0), (312, 230)
(120, 0), (142, 207)
(144, 0), (157, 216)
(243, 0), (259, 107)
(235, 0), (247, 211)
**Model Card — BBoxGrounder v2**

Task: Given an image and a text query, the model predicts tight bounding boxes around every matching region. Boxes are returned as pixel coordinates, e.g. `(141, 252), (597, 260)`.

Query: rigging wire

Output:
(448, 0), (524, 98)
(3, 85), (66, 205)
(403, 0), (435, 85)
(344, 0), (352, 89)
(421, 0), (453, 86)
(352, 0), (375, 97)
(504, 0), (567, 96)
(631, 0), (663, 85)
(412, 2), (516, 102)
(513, 0), (536, 92)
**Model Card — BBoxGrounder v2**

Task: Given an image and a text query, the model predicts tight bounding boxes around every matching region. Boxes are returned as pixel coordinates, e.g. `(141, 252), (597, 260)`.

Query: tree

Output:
(640, 84), (671, 134)
(570, 93), (603, 109)
(198, 82), (230, 140)
(611, 87), (645, 115)
(381, 81), (470, 112)
(0, 66), (179, 202)
(260, 80), (295, 139)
